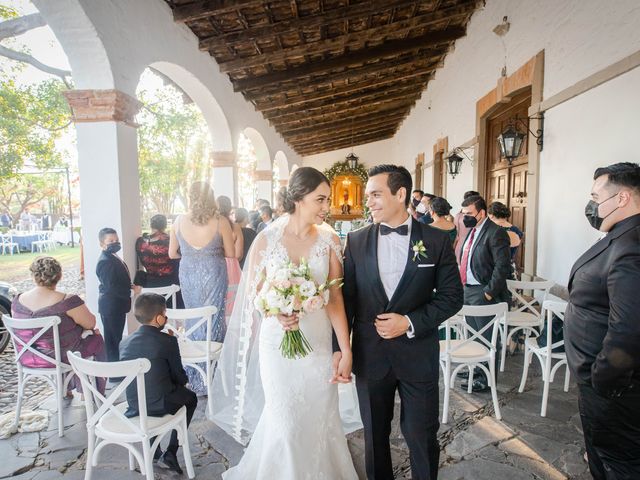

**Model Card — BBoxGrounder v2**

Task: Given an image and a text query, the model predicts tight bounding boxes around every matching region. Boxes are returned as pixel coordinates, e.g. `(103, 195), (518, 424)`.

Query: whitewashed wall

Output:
(305, 0), (640, 286)
(302, 138), (398, 173)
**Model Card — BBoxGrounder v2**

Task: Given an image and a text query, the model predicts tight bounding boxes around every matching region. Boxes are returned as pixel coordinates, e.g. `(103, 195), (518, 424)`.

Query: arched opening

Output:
(135, 67), (215, 222)
(273, 150), (289, 195)
(237, 127), (271, 208)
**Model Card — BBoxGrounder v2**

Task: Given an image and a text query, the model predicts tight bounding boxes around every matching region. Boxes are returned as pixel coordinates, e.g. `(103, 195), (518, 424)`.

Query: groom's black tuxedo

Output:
(342, 219), (463, 480)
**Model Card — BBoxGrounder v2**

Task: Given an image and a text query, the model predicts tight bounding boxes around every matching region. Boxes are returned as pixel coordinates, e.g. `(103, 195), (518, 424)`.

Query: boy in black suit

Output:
(120, 293), (197, 474)
(96, 227), (138, 363)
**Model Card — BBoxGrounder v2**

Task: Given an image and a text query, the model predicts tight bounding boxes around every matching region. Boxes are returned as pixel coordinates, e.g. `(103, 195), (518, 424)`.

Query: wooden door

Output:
(484, 90), (531, 275)
(415, 153), (424, 191)
(433, 152), (444, 197)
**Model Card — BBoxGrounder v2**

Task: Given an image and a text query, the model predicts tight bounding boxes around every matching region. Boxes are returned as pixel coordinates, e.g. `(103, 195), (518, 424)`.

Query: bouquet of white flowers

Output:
(254, 258), (342, 359)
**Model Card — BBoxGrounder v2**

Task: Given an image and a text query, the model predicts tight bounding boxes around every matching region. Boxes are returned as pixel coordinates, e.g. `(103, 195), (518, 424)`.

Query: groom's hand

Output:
(330, 352), (352, 384)
(375, 313), (410, 339)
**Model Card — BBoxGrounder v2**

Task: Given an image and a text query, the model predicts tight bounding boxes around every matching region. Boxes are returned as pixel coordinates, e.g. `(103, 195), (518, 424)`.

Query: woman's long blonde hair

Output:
(189, 181), (218, 225)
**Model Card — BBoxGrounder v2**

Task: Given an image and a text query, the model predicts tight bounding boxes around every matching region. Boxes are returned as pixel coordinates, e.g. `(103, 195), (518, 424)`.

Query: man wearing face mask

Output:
(565, 162), (640, 479)
(458, 195), (511, 391)
(96, 227), (139, 364)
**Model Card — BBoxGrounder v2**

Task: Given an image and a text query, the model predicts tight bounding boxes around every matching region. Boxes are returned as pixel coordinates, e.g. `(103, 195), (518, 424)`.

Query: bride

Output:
(211, 167), (359, 479)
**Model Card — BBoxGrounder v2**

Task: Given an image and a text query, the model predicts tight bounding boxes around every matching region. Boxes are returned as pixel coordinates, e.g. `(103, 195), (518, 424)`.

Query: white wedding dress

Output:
(211, 216), (360, 480)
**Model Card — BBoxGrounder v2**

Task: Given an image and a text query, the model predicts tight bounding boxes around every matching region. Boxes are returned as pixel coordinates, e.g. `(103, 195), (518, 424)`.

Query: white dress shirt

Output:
(461, 217), (488, 285)
(377, 215), (415, 338)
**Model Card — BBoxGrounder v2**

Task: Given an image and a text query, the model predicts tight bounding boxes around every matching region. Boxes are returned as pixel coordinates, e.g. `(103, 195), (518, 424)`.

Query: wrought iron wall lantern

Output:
(446, 146), (474, 179)
(497, 114), (544, 165)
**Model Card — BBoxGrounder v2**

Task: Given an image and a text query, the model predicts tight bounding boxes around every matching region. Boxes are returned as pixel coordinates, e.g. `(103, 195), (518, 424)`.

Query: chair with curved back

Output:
(67, 351), (195, 480)
(3, 314), (76, 437)
(499, 279), (555, 372)
(518, 300), (570, 416)
(164, 306), (221, 416)
(439, 303), (508, 424)
(140, 284), (180, 308)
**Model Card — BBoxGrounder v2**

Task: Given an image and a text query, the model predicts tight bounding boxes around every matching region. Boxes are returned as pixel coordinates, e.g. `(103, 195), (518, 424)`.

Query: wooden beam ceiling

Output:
(215, 7), (471, 72)
(164, 0), (480, 155)
(230, 27), (464, 89)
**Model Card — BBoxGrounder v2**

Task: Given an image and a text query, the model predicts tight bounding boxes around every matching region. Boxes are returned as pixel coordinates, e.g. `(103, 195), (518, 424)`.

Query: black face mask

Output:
(412, 198), (421, 208)
(585, 192), (619, 231)
(105, 242), (121, 254)
(463, 213), (479, 228)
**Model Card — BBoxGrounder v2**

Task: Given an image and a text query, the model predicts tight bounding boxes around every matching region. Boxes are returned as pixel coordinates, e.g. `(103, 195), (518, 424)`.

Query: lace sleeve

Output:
(320, 224), (344, 266)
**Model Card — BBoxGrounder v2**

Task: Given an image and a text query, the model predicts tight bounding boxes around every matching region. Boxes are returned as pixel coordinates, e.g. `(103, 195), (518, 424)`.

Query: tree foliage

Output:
(0, 78), (71, 178)
(137, 75), (212, 217)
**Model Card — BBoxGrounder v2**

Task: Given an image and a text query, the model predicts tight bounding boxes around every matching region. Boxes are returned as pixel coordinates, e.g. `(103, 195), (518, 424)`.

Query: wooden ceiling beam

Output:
(253, 70), (433, 110)
(295, 130), (396, 155)
(284, 113), (407, 140)
(216, 6), (472, 72)
(238, 52), (443, 94)
(264, 84), (421, 119)
(231, 28), (463, 91)
(292, 127), (399, 150)
(267, 90), (421, 122)
(172, 0), (264, 22)
(198, 0), (425, 49)
(276, 105), (411, 134)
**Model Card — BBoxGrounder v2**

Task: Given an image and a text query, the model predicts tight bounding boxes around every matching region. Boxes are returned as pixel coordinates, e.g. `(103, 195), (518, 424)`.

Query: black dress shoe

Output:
(160, 451), (184, 475)
(460, 378), (489, 393)
(153, 447), (163, 463)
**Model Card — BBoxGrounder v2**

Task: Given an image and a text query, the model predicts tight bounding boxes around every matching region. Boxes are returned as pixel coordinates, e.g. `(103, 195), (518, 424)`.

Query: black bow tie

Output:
(380, 224), (409, 236)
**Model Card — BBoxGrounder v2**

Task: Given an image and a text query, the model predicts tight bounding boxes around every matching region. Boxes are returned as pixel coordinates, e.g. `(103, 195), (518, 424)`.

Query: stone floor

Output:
(0, 347), (590, 480)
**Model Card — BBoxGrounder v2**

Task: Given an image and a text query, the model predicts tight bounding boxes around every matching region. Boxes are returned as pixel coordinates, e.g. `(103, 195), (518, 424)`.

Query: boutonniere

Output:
(412, 240), (427, 262)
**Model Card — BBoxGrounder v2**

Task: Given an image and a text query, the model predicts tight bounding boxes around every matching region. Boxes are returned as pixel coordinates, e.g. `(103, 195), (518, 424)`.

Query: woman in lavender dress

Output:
(169, 182), (235, 395)
(11, 257), (106, 395)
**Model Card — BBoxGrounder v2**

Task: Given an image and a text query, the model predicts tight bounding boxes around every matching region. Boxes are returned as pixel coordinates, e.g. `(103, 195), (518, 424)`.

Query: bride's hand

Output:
(331, 351), (352, 384)
(277, 313), (299, 331)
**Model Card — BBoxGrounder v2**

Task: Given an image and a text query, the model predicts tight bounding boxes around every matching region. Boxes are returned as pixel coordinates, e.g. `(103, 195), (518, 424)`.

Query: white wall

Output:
(537, 67), (640, 284)
(302, 138), (397, 173)
(388, 0), (640, 285)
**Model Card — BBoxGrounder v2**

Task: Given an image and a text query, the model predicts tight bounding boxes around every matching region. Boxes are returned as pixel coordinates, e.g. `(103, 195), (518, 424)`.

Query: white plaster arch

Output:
(291, 163), (300, 174)
(273, 150), (290, 179)
(148, 62), (233, 151)
(32, 0), (114, 89)
(243, 127), (271, 170)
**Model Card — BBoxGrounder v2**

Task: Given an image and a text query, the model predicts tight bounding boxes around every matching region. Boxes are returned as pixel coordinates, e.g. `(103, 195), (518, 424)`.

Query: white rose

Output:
(274, 268), (290, 282)
(265, 289), (284, 310)
(299, 280), (317, 297)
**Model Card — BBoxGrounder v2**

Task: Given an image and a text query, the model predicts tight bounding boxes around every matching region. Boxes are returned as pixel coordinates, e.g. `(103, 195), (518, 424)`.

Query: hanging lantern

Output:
(447, 152), (464, 179)
(346, 152), (359, 170)
(497, 125), (526, 164)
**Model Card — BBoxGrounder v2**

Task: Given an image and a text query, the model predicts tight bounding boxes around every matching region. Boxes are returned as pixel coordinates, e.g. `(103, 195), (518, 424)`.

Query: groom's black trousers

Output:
(356, 369), (439, 480)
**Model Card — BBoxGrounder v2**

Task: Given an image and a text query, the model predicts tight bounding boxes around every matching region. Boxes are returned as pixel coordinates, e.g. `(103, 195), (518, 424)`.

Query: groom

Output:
(338, 164), (463, 480)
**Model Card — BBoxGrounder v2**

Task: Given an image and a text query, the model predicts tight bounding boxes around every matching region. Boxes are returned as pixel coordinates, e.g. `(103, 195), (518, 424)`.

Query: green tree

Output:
(0, 78), (71, 178)
(137, 78), (211, 217)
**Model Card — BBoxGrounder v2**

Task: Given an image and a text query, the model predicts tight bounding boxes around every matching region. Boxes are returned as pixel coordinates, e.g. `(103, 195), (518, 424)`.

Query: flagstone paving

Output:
(0, 347), (591, 480)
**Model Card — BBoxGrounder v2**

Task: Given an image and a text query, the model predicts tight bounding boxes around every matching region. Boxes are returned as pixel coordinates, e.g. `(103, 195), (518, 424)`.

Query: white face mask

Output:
(416, 203), (427, 214)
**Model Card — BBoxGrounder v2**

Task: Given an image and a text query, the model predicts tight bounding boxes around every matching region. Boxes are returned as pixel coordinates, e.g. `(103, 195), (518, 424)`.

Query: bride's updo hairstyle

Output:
(189, 181), (218, 225)
(278, 167), (330, 214)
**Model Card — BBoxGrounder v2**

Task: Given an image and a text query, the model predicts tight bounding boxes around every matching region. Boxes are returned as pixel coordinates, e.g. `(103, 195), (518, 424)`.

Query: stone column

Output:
(64, 90), (142, 330)
(255, 170), (273, 205)
(211, 151), (236, 204)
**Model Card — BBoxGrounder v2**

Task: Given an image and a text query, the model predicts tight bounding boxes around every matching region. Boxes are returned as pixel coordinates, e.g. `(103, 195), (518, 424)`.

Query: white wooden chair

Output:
(1, 233), (19, 255)
(165, 306), (221, 415)
(439, 303), (508, 424)
(518, 300), (570, 417)
(67, 352), (195, 480)
(3, 314), (76, 437)
(31, 231), (49, 253)
(140, 284), (180, 308)
(499, 279), (555, 372)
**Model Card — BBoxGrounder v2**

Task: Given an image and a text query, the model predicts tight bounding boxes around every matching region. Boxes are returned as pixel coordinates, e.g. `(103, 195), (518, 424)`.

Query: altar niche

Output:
(330, 174), (364, 220)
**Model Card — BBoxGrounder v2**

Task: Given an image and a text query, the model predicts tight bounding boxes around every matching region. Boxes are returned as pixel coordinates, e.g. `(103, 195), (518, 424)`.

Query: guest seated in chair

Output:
(11, 256), (106, 396)
(119, 293), (197, 474)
